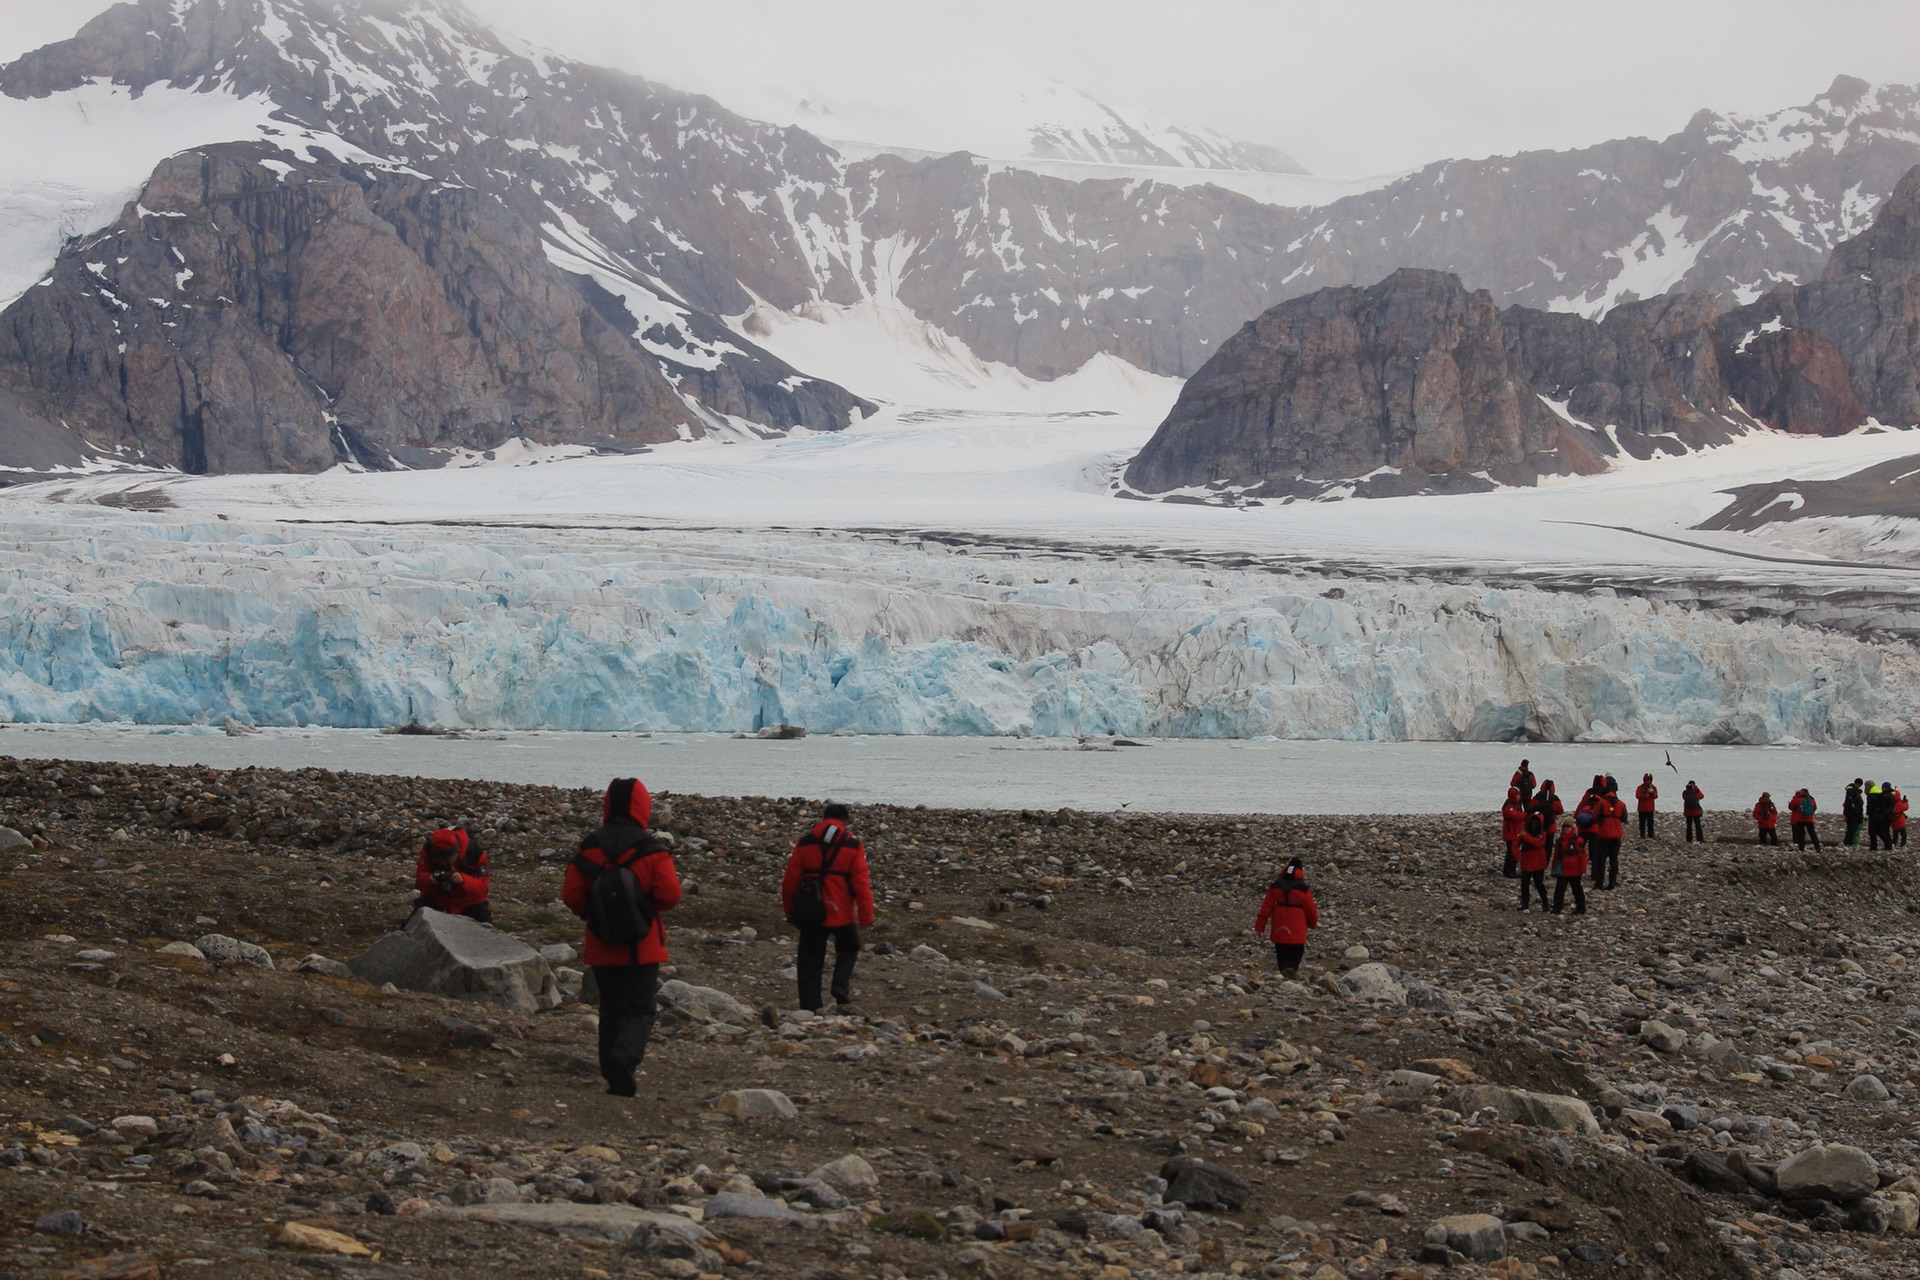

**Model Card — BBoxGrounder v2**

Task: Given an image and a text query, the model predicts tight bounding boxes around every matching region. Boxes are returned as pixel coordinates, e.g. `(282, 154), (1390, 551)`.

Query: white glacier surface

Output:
(2, 506), (1917, 745)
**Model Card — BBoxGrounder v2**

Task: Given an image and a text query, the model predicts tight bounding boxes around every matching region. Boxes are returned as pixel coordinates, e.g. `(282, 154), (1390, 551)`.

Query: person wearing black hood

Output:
(1254, 858), (1319, 978)
(1844, 779), (1866, 846)
(1867, 781), (1895, 851)
(1510, 761), (1536, 810)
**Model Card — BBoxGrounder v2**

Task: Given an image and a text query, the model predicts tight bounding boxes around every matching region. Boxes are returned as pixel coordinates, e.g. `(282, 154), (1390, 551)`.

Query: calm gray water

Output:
(3, 725), (1915, 816)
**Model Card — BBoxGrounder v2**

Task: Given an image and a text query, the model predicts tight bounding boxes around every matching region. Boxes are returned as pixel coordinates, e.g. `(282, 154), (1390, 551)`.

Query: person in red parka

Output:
(411, 826), (490, 923)
(1515, 813), (1550, 912)
(782, 802), (876, 1013)
(562, 778), (681, 1097)
(1895, 788), (1909, 848)
(1254, 857), (1319, 978)
(1500, 787), (1526, 878)
(1635, 773), (1659, 839)
(1753, 792), (1780, 846)
(1789, 788), (1821, 851)
(1552, 820), (1588, 915)
(1590, 781), (1627, 890)
(1682, 781), (1706, 843)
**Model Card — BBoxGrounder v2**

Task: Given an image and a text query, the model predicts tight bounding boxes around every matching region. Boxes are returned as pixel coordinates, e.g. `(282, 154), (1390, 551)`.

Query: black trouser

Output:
(1793, 823), (1822, 850)
(593, 963), (658, 1095)
(1870, 819), (1892, 851)
(1502, 840), (1517, 877)
(1273, 943), (1305, 975)
(1638, 812), (1655, 838)
(1757, 826), (1780, 845)
(1519, 870), (1548, 910)
(1684, 814), (1704, 842)
(1899, 825), (1908, 847)
(1552, 876), (1585, 913)
(1589, 838), (1619, 888)
(797, 923), (861, 1010)
(408, 897), (491, 925)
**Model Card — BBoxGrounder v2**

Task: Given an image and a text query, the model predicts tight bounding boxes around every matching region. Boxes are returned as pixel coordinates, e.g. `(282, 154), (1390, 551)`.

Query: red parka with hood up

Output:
(413, 827), (489, 914)
(563, 778), (682, 966)
(1255, 866), (1320, 945)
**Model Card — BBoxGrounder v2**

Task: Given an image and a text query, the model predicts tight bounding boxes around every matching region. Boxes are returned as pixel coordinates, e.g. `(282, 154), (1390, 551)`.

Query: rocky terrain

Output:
(1124, 167), (1920, 498)
(2, 2), (1920, 473)
(6, 754), (1920, 1280)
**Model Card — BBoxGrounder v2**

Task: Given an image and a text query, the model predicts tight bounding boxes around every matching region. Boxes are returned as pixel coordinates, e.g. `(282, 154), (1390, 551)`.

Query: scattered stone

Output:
(451, 1177), (522, 1205)
(969, 981), (1005, 1000)
(294, 953), (352, 977)
(193, 934), (275, 968)
(0, 825), (29, 851)
(109, 1115), (158, 1138)
(1846, 1074), (1890, 1102)
(274, 1221), (372, 1257)
(1333, 963), (1406, 1003)
(35, 1209), (85, 1234)
(909, 945), (949, 963)
(1427, 1213), (1508, 1262)
(703, 1191), (804, 1222)
(1160, 1157), (1251, 1211)
(657, 979), (752, 1025)
(347, 909), (557, 1014)
(808, 1153), (879, 1193)
(1776, 1144), (1879, 1202)
(715, 1089), (798, 1119)
(1639, 1019), (1687, 1053)
(156, 942), (206, 961)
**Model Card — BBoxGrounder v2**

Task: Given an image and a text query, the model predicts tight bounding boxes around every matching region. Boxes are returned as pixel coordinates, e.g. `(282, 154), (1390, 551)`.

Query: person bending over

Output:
(411, 826), (491, 923)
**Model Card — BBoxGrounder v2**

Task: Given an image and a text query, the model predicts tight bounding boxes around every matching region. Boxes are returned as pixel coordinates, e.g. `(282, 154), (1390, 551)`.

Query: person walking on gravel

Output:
(1682, 781), (1706, 843)
(1254, 857), (1319, 978)
(1552, 819), (1587, 915)
(782, 802), (875, 1014)
(1516, 813), (1550, 912)
(564, 778), (681, 1098)
(1844, 779), (1865, 846)
(1790, 788), (1821, 851)
(1511, 760), (1536, 810)
(1635, 773), (1659, 839)
(1500, 786), (1526, 878)
(1752, 793), (1780, 846)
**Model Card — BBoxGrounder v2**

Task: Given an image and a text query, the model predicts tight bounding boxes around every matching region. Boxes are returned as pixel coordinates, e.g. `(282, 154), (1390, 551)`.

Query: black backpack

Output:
(787, 827), (848, 929)
(572, 832), (662, 947)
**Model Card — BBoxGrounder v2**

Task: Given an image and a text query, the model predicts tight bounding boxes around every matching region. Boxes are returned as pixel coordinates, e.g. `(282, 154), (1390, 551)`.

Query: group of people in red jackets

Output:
(1496, 762), (1911, 916)
(407, 778), (874, 1099)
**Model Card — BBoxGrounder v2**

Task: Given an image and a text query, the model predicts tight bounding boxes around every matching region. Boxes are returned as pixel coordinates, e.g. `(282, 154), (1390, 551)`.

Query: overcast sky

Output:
(4, 0), (1918, 175)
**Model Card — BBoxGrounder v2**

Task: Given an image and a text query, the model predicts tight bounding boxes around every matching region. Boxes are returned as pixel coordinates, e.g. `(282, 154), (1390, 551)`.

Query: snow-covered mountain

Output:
(790, 77), (1306, 174)
(2, 0), (1919, 477)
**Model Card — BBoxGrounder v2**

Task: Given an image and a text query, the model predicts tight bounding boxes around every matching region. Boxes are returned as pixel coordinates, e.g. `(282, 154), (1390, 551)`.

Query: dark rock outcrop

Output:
(1129, 166), (1920, 497)
(1127, 271), (1622, 496)
(1718, 164), (1920, 433)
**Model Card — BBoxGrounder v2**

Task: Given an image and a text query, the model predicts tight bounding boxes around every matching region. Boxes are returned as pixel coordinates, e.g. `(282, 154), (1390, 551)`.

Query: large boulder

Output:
(1449, 1086), (1600, 1137)
(1776, 1143), (1879, 1202)
(1427, 1214), (1508, 1262)
(194, 934), (274, 968)
(1334, 963), (1407, 1003)
(1161, 1157), (1252, 1211)
(347, 910), (558, 1015)
(657, 980), (752, 1026)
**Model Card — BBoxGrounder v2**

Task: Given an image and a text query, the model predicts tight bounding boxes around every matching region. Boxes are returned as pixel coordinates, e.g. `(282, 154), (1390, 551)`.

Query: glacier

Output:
(1, 508), (1916, 745)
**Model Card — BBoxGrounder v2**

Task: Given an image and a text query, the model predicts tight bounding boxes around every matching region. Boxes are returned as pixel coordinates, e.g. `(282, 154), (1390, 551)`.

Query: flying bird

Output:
(1665, 750), (1678, 773)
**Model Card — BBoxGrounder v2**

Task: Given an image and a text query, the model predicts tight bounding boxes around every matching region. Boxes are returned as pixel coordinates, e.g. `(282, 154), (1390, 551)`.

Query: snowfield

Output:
(5, 402), (1920, 745)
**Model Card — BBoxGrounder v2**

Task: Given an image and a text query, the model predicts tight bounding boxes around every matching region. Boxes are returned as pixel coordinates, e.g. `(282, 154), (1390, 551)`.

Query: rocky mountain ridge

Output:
(1125, 166), (1920, 498)
(1, 0), (1918, 473)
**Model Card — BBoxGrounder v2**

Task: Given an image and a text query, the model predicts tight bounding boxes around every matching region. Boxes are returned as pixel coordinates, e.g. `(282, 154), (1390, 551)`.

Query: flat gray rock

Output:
(715, 1088), (797, 1119)
(0, 826), (29, 852)
(193, 934), (274, 968)
(658, 979), (752, 1026)
(702, 1192), (804, 1222)
(348, 909), (557, 1015)
(424, 1202), (708, 1242)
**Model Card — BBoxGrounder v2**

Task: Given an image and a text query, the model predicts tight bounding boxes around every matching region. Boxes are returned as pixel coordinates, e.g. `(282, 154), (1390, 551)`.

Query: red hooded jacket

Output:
(1594, 793), (1626, 841)
(1516, 820), (1550, 874)
(1896, 792), (1909, 831)
(413, 827), (489, 913)
(1554, 826), (1588, 878)
(781, 818), (875, 928)
(1254, 872), (1319, 945)
(1636, 777), (1658, 813)
(1501, 790), (1525, 843)
(1753, 796), (1778, 829)
(562, 779), (682, 966)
